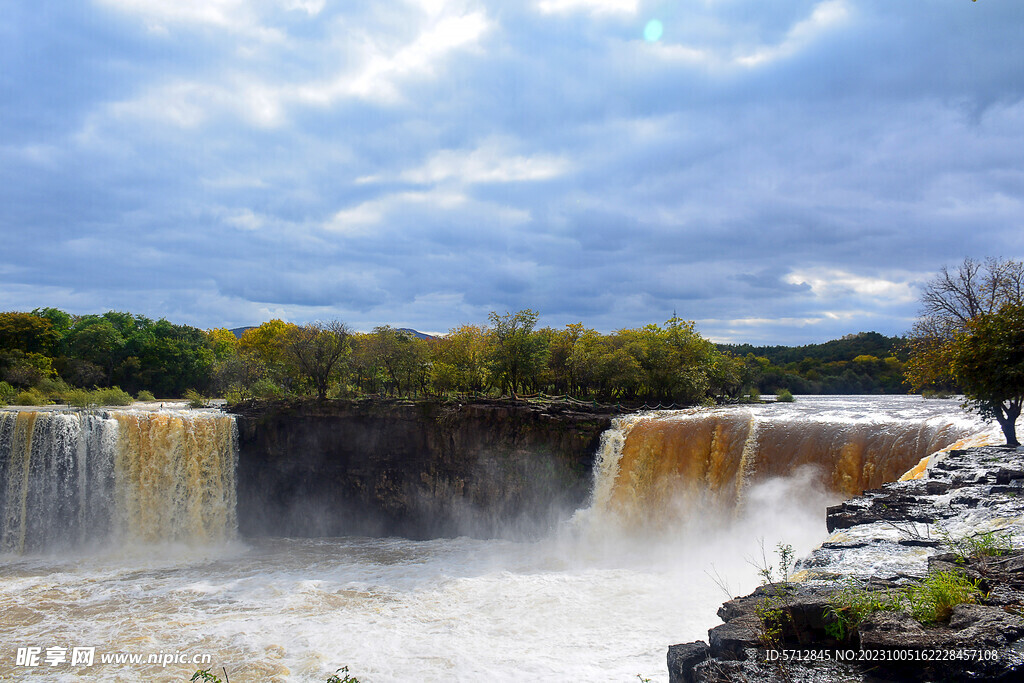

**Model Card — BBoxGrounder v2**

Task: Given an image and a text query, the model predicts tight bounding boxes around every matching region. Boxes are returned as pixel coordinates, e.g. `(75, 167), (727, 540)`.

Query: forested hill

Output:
(720, 331), (904, 366)
(719, 331), (910, 394)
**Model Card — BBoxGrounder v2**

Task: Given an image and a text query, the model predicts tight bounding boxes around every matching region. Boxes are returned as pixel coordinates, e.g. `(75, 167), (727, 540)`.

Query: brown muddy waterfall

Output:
(0, 410), (236, 553)
(0, 397), (996, 681)
(588, 406), (982, 528)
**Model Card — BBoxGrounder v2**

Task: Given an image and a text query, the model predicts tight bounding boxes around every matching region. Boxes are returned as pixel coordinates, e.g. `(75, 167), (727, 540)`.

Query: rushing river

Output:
(0, 397), (998, 682)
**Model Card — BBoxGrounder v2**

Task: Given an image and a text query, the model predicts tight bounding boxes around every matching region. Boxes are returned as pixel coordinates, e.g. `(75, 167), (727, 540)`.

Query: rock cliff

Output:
(230, 398), (615, 539)
(669, 445), (1024, 682)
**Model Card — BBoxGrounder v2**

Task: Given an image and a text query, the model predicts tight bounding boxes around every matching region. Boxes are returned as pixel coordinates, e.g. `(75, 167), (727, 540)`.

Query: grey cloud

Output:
(1, 0), (1022, 344)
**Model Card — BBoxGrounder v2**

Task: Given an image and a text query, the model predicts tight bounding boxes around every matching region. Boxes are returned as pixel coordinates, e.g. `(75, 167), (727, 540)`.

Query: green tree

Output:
(0, 311), (60, 355)
(486, 310), (547, 397)
(945, 304), (1024, 446)
(66, 320), (125, 381)
(285, 320), (352, 400)
(362, 326), (430, 397)
(909, 258), (1024, 392)
(908, 259), (1024, 445)
(238, 319), (300, 392)
(431, 324), (489, 396)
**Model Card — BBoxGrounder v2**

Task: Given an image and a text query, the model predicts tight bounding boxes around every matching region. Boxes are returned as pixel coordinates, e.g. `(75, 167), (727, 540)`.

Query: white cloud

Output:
(537, 0), (638, 15)
(736, 0), (850, 67)
(323, 188), (533, 233)
(341, 12), (489, 103)
(648, 0), (851, 70)
(393, 141), (571, 185)
(324, 190), (469, 232)
(282, 0), (324, 16)
(223, 209), (265, 231)
(95, 0), (286, 42)
(96, 5), (490, 131)
(784, 268), (919, 305)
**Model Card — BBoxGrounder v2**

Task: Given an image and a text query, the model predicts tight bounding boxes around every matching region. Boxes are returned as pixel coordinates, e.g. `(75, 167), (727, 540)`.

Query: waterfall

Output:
(0, 410), (237, 553)
(584, 405), (987, 528)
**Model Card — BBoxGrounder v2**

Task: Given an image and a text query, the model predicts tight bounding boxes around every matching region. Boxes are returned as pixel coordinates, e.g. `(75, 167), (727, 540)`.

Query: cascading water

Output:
(585, 399), (991, 529)
(0, 410), (237, 553)
(0, 397), (999, 682)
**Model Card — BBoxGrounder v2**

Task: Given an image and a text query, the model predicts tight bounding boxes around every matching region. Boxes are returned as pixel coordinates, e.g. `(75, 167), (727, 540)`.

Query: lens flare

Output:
(643, 19), (663, 43)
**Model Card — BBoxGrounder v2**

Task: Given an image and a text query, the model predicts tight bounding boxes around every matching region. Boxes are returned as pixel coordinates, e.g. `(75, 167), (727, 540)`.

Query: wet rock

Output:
(231, 397), (615, 538)
(996, 468), (1024, 485)
(856, 610), (932, 649)
(673, 446), (1024, 682)
(667, 641), (709, 683)
(691, 656), (868, 683)
(708, 620), (760, 659)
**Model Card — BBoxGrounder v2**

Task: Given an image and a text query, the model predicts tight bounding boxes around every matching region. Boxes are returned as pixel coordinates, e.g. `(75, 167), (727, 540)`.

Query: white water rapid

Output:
(0, 397), (999, 682)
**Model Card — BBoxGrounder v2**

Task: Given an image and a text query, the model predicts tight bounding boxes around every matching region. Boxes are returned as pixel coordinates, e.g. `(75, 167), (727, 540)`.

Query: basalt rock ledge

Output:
(670, 445), (1024, 683)
(230, 398), (616, 539)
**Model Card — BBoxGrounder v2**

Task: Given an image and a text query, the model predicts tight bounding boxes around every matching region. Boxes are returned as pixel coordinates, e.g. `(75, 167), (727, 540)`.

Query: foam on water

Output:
(0, 396), (1000, 682)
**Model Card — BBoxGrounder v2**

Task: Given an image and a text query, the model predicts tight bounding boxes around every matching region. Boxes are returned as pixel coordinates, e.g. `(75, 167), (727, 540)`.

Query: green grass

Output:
(825, 570), (983, 639)
(941, 529), (1014, 564)
(907, 570), (982, 624)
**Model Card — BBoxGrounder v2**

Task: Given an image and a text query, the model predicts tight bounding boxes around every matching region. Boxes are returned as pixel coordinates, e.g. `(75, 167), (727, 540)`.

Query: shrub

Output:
(825, 570), (982, 639)
(37, 376), (71, 401)
(13, 387), (50, 406)
(185, 389), (208, 408)
(941, 529), (1013, 564)
(91, 386), (133, 406)
(751, 542), (795, 649)
(250, 378), (283, 399)
(906, 570), (981, 624)
(223, 389), (246, 404)
(65, 389), (92, 408)
(825, 578), (904, 641)
(775, 388), (795, 402)
(326, 666), (360, 683)
(0, 381), (15, 405)
(136, 389), (156, 401)
(921, 389), (954, 400)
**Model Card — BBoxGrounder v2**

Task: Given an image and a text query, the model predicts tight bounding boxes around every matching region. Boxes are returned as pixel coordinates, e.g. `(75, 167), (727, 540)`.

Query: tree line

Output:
(0, 308), (788, 407)
(6, 256), (1017, 424)
(721, 331), (910, 395)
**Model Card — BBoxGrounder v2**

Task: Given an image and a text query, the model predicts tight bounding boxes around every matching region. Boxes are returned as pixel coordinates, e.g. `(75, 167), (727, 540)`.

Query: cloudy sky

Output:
(2, 1), (1022, 344)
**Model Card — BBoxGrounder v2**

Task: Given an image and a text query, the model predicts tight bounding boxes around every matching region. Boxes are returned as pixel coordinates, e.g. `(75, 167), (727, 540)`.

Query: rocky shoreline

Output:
(670, 445), (1024, 682)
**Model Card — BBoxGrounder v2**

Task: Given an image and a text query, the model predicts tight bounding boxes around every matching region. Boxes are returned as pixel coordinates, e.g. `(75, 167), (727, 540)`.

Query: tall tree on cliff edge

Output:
(946, 304), (1024, 446)
(285, 320), (351, 400)
(487, 309), (547, 398)
(908, 257), (1024, 445)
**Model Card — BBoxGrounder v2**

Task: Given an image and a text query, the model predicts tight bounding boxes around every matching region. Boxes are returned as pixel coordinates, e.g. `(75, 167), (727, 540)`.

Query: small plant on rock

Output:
(940, 528), (1014, 565)
(907, 570), (982, 624)
(326, 666), (360, 683)
(824, 578), (904, 641)
(185, 389), (208, 408)
(823, 569), (983, 640)
(750, 542), (797, 650)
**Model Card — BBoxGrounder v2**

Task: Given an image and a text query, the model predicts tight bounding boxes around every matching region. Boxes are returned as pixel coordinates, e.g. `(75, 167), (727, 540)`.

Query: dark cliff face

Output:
(231, 399), (616, 540)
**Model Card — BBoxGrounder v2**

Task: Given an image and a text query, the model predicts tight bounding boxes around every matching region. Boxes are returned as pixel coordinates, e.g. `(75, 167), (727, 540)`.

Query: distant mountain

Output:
(397, 328), (436, 340)
(227, 325), (436, 340)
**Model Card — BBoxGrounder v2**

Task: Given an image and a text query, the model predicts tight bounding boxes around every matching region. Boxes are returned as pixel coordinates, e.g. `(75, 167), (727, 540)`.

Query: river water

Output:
(0, 396), (998, 682)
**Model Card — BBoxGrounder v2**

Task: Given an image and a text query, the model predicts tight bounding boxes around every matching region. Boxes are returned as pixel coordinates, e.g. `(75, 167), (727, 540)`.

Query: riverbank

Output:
(670, 444), (1024, 682)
